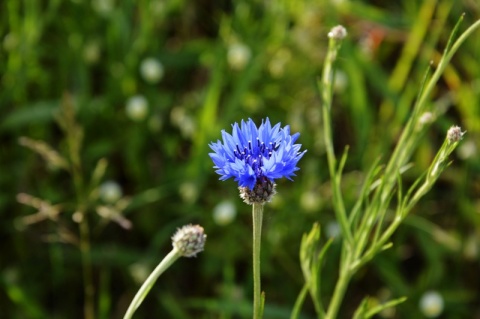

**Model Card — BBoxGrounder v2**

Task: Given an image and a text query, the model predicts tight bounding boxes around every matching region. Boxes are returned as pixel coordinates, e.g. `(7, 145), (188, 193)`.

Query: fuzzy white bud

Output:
(172, 224), (206, 257)
(446, 125), (465, 143)
(328, 25), (347, 40)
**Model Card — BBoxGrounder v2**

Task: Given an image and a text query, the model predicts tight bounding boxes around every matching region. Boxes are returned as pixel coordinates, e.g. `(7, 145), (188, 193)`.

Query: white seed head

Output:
(213, 200), (237, 226)
(328, 25), (347, 40)
(140, 57), (164, 84)
(172, 224), (206, 257)
(126, 95), (149, 121)
(446, 125), (465, 143)
(227, 43), (252, 70)
(419, 291), (444, 318)
(99, 180), (123, 203)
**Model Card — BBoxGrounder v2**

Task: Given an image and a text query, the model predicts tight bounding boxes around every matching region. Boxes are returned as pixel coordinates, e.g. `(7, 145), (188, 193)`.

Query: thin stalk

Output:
(252, 203), (264, 319)
(79, 215), (94, 319)
(324, 253), (352, 319)
(320, 34), (352, 246)
(123, 249), (181, 319)
(71, 156), (94, 319)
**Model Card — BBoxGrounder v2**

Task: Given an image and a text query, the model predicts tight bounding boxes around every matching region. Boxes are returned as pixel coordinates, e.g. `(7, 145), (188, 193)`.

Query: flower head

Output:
(446, 125), (465, 143)
(328, 25), (347, 40)
(209, 118), (306, 191)
(172, 224), (206, 258)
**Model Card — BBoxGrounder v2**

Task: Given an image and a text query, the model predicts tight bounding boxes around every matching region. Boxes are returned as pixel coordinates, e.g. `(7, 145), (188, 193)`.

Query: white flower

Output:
(213, 200), (237, 226)
(140, 57), (164, 84)
(126, 95), (149, 121)
(99, 181), (122, 203)
(419, 291), (444, 318)
(227, 43), (251, 70)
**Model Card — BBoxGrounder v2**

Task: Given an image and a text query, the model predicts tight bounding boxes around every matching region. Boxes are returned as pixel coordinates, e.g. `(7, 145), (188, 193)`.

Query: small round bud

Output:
(126, 95), (149, 121)
(140, 57), (164, 84)
(227, 43), (251, 70)
(239, 177), (276, 205)
(328, 25), (347, 40)
(446, 125), (465, 143)
(213, 200), (237, 226)
(419, 291), (444, 318)
(172, 224), (206, 257)
(99, 180), (122, 203)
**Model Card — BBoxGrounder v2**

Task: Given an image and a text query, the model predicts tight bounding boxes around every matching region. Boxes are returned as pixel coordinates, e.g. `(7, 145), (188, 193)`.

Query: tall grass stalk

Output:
(316, 17), (480, 319)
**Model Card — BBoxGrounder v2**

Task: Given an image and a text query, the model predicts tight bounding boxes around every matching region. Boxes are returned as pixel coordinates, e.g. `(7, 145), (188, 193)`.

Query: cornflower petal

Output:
(209, 118), (306, 189)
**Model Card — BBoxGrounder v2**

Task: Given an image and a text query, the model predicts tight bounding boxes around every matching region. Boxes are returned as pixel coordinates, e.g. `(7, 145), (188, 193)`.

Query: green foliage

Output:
(1, 0), (479, 318)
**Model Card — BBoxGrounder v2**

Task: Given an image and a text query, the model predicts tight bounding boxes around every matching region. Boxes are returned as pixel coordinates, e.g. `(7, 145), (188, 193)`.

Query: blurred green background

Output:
(1, 0), (479, 318)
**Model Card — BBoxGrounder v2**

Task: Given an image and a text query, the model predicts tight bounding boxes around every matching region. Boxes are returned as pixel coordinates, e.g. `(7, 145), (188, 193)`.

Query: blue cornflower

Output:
(209, 118), (306, 191)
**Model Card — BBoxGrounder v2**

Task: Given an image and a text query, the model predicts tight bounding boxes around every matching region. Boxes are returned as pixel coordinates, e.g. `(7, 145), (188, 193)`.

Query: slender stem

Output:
(320, 37), (352, 246)
(79, 215), (95, 319)
(123, 249), (181, 319)
(324, 255), (352, 319)
(252, 203), (264, 319)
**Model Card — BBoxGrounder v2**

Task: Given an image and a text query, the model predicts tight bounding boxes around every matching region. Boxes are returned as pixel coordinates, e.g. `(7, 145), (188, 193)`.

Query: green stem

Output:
(320, 36), (353, 247)
(123, 249), (181, 319)
(79, 215), (95, 319)
(324, 256), (352, 319)
(252, 203), (264, 319)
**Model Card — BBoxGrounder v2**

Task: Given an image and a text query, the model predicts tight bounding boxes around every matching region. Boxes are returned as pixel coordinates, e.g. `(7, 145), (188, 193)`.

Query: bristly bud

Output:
(239, 177), (276, 205)
(328, 25), (347, 40)
(446, 125), (465, 143)
(171, 224), (206, 257)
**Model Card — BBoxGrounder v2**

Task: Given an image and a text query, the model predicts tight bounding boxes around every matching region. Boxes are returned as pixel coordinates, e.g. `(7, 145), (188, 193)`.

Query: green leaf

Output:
(1, 100), (59, 131)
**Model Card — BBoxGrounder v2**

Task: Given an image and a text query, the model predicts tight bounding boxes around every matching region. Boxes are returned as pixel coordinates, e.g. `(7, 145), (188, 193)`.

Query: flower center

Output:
(233, 138), (279, 176)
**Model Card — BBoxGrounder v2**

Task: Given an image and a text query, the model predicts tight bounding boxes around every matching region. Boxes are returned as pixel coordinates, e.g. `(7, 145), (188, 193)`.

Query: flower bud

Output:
(172, 224), (206, 257)
(446, 125), (464, 143)
(328, 25), (347, 40)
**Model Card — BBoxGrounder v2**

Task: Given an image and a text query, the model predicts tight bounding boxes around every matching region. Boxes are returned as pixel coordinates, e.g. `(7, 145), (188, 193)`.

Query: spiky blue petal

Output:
(209, 118), (306, 189)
